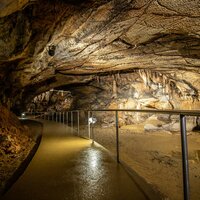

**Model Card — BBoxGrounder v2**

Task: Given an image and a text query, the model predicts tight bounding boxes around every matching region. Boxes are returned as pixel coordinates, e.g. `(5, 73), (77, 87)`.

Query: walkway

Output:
(2, 121), (147, 200)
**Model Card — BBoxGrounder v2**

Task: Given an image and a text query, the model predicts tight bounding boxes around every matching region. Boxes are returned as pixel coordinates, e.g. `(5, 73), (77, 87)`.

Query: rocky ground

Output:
(79, 125), (200, 200)
(0, 106), (35, 194)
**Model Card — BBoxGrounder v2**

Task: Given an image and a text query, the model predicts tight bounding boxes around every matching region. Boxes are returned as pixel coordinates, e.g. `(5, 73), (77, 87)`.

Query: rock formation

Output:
(0, 0), (199, 112)
(0, 106), (35, 193)
(0, 1), (200, 199)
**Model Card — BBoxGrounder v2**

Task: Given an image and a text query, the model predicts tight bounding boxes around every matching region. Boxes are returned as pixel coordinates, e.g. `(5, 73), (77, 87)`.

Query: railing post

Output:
(59, 112), (61, 123)
(77, 111), (80, 136)
(66, 112), (68, 126)
(71, 111), (73, 134)
(63, 112), (65, 124)
(180, 114), (190, 200)
(91, 112), (94, 143)
(115, 111), (120, 163)
(88, 111), (91, 139)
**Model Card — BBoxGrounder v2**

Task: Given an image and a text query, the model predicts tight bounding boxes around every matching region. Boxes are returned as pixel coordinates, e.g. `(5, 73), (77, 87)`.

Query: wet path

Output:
(2, 121), (147, 200)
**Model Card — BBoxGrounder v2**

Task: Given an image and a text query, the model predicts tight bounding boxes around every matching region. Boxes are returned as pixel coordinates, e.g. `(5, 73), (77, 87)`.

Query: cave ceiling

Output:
(0, 0), (200, 106)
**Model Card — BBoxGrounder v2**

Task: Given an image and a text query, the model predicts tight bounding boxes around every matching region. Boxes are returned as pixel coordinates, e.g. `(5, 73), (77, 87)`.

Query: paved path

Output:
(2, 121), (147, 200)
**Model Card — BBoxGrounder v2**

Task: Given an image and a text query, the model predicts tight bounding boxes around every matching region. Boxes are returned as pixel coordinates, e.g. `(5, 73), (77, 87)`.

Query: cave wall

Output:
(27, 89), (73, 112)
(73, 71), (200, 129)
(0, 0), (200, 194)
(74, 70), (200, 110)
(30, 70), (200, 112)
(0, 105), (35, 191)
(0, 0), (199, 133)
(0, 0), (200, 112)
(0, 106), (31, 153)
(28, 70), (200, 131)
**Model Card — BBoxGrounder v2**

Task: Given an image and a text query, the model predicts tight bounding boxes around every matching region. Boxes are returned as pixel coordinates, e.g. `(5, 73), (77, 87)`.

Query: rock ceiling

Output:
(0, 0), (200, 109)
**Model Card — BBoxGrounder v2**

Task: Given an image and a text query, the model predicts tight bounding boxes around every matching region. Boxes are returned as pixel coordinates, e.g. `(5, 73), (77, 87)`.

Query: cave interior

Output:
(0, 0), (200, 199)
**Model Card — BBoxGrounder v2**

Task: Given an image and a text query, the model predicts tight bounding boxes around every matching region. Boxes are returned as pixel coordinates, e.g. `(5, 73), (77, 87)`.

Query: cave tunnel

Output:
(0, 0), (200, 200)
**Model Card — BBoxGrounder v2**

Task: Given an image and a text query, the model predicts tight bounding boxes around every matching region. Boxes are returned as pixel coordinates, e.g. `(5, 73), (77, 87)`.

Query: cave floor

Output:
(2, 121), (148, 200)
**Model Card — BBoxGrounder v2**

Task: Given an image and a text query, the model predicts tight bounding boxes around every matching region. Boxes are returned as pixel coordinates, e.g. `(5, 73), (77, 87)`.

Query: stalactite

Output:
(146, 70), (151, 87)
(42, 93), (46, 101)
(139, 69), (148, 86)
(97, 76), (100, 84)
(33, 96), (36, 103)
(38, 94), (41, 101)
(117, 72), (120, 79)
(112, 74), (117, 99)
(37, 94), (41, 101)
(138, 69), (198, 101)
(165, 82), (170, 95)
(46, 91), (50, 102)
(117, 72), (121, 85)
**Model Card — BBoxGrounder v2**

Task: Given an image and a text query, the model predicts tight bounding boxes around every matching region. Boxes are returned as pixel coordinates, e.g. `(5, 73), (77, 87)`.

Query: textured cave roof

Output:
(0, 0), (200, 106)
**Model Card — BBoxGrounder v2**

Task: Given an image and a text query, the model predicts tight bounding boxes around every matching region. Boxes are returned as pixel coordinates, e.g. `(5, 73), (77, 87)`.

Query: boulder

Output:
(144, 124), (161, 131)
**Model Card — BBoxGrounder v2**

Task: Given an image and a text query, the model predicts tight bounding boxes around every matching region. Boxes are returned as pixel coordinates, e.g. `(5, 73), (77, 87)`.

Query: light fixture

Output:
(21, 112), (26, 118)
(88, 117), (97, 124)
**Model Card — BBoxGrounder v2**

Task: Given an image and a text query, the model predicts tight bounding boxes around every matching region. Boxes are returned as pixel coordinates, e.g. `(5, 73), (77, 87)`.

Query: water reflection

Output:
(88, 148), (100, 168)
(73, 146), (108, 200)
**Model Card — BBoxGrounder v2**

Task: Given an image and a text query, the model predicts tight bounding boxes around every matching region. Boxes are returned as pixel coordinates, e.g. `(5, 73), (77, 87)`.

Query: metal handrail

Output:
(86, 109), (200, 200)
(86, 109), (200, 116)
(24, 108), (200, 200)
(24, 111), (80, 136)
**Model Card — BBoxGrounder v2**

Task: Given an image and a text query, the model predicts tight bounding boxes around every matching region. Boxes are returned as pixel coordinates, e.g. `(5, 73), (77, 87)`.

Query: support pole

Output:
(63, 112), (65, 124)
(180, 114), (190, 200)
(88, 111), (91, 139)
(59, 112), (61, 123)
(66, 112), (68, 126)
(91, 112), (94, 143)
(71, 111), (73, 134)
(77, 111), (80, 136)
(115, 111), (120, 163)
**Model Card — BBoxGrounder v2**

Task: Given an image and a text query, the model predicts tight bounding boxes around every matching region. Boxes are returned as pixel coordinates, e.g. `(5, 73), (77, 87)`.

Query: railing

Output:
(23, 109), (200, 200)
(87, 109), (200, 200)
(22, 111), (80, 135)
